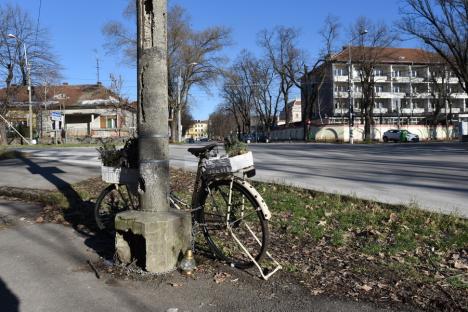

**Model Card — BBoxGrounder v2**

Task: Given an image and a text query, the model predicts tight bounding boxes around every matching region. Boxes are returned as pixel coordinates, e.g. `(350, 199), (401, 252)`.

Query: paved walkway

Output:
(0, 200), (400, 312)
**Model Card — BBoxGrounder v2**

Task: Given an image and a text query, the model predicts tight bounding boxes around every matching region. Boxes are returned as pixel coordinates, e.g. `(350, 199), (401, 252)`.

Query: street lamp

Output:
(176, 62), (198, 142)
(8, 34), (33, 144)
(347, 29), (368, 144)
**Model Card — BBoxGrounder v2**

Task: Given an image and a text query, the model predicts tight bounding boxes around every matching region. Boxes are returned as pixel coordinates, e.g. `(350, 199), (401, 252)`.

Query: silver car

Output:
(383, 129), (419, 143)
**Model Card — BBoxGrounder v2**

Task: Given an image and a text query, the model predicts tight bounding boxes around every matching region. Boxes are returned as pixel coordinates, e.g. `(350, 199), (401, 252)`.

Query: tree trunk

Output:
(0, 123), (7, 145)
(171, 110), (179, 142)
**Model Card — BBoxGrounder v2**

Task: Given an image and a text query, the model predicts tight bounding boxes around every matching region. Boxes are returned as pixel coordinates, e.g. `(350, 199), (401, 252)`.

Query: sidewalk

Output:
(0, 199), (402, 312)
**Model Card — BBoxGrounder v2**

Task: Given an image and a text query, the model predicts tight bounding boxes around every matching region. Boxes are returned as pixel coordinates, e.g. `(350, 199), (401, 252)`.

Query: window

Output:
(393, 86), (400, 93)
(411, 70), (418, 77)
(375, 85), (384, 93)
(334, 85), (347, 92)
(374, 69), (384, 76)
(354, 85), (362, 92)
(101, 116), (117, 129)
(392, 70), (401, 77)
(334, 67), (347, 76)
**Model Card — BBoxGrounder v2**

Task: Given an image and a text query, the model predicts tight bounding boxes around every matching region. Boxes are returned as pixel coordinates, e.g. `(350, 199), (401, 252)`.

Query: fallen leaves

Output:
(213, 272), (232, 284)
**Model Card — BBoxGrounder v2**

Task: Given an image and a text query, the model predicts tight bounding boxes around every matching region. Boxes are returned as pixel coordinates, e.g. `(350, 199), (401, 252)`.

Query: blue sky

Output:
(13, 0), (414, 119)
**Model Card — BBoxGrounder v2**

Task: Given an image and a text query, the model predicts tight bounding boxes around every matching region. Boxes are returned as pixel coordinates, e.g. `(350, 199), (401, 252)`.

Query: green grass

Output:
(259, 181), (466, 250)
(0, 148), (26, 160)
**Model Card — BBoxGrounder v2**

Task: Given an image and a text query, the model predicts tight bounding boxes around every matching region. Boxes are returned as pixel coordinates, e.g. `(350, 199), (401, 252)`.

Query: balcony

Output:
(451, 93), (468, 99)
(413, 92), (431, 99)
(376, 92), (393, 98)
(392, 77), (410, 83)
(411, 77), (425, 83)
(373, 108), (388, 114)
(374, 76), (388, 82)
(401, 108), (426, 114)
(334, 92), (349, 98)
(441, 108), (462, 114)
(334, 76), (349, 82)
(334, 108), (349, 114)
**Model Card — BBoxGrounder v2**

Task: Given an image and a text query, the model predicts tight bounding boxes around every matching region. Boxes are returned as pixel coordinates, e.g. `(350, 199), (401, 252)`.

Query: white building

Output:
(277, 99), (302, 125)
(304, 47), (468, 124)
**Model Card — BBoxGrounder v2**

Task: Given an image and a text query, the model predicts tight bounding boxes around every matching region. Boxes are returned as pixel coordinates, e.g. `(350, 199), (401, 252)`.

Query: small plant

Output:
(120, 137), (139, 169)
(224, 136), (248, 157)
(97, 137), (140, 168)
(97, 139), (122, 167)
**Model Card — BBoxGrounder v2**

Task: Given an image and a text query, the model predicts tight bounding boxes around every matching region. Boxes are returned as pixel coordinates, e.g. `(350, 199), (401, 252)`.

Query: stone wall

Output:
(270, 124), (458, 142)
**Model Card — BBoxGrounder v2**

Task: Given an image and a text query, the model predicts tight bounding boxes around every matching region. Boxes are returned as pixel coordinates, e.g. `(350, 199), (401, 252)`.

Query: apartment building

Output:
(185, 120), (208, 140)
(277, 99), (302, 125)
(304, 47), (468, 124)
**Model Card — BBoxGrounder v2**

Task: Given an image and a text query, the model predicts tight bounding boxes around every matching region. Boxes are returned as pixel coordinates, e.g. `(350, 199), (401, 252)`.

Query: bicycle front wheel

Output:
(94, 184), (138, 232)
(197, 179), (269, 269)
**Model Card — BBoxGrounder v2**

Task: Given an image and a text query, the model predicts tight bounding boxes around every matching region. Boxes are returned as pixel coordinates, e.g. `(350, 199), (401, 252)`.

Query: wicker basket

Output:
(204, 151), (254, 175)
(101, 166), (139, 184)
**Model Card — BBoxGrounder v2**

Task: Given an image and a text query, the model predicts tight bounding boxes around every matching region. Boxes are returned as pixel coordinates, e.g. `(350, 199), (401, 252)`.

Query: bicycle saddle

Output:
(188, 143), (218, 157)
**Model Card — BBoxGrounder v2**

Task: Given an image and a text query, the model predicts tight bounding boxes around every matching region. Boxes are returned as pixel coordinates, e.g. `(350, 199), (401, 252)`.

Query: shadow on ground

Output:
(0, 277), (19, 312)
(15, 154), (116, 260)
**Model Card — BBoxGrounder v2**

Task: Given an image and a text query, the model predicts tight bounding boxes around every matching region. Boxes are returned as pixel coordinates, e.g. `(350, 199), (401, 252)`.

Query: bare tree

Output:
(258, 27), (300, 125)
(208, 105), (237, 139)
(103, 1), (231, 142)
(285, 15), (340, 140)
(399, 0), (468, 93)
(221, 54), (253, 136)
(172, 25), (231, 141)
(350, 17), (397, 141)
(0, 3), (61, 144)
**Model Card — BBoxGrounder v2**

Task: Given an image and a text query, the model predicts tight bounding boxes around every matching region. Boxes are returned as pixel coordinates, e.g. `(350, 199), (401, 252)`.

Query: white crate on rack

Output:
(204, 151), (254, 175)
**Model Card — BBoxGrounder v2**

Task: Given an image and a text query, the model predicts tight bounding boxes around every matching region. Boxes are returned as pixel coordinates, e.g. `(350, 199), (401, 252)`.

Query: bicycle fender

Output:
(237, 179), (272, 220)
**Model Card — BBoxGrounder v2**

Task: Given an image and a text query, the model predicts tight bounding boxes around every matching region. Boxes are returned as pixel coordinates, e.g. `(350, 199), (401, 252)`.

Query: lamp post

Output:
(8, 34), (33, 144)
(347, 29), (368, 144)
(176, 62), (198, 143)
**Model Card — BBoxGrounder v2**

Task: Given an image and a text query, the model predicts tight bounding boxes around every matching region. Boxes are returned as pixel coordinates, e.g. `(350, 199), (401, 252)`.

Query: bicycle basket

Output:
(101, 166), (139, 184)
(204, 151), (254, 175)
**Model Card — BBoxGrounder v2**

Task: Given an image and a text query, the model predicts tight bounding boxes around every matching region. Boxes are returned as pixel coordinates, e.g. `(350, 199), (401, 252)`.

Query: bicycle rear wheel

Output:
(197, 179), (269, 269)
(94, 184), (138, 232)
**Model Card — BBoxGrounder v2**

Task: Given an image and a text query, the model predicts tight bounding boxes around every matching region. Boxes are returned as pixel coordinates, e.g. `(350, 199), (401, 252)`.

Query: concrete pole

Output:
(113, 0), (191, 274)
(137, 0), (170, 212)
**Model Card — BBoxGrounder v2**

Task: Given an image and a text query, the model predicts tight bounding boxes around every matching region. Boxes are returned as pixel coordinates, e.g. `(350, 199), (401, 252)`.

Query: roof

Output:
(331, 46), (440, 65)
(0, 84), (123, 109)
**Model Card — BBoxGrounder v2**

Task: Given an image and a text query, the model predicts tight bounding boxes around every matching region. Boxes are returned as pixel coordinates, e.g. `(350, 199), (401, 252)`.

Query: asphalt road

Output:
(173, 142), (468, 218)
(2, 142), (467, 217)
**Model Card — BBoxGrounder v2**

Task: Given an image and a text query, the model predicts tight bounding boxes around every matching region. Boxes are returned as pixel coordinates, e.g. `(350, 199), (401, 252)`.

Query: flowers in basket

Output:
(97, 138), (139, 184)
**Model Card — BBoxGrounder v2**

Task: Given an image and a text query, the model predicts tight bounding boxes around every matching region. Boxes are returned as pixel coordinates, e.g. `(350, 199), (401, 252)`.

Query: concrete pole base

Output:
(115, 210), (192, 274)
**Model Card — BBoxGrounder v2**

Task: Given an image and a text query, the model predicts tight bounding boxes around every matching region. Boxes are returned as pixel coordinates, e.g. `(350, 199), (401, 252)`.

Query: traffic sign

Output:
(51, 111), (62, 121)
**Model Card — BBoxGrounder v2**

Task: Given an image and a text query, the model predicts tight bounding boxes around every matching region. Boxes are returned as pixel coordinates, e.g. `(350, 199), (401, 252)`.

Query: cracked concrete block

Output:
(115, 210), (191, 273)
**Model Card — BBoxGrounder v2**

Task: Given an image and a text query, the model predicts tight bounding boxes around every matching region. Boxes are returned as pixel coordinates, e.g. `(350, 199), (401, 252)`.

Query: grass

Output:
(0, 147), (27, 160)
(255, 181), (467, 254)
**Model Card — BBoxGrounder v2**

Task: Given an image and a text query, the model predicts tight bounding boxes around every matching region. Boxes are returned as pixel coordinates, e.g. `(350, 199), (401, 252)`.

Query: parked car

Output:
(383, 129), (419, 143)
(241, 134), (255, 144)
(257, 134), (270, 143)
(186, 138), (195, 144)
(199, 137), (209, 142)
